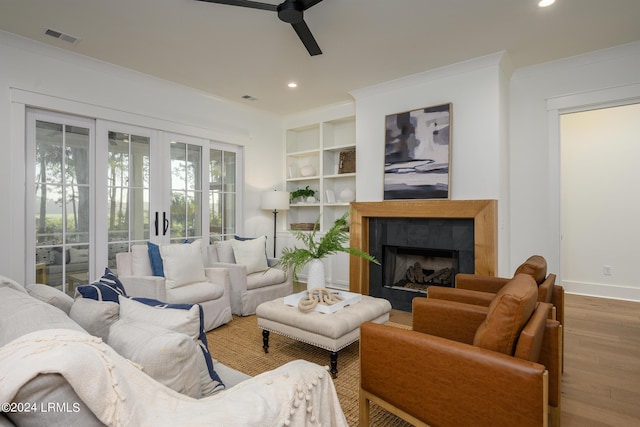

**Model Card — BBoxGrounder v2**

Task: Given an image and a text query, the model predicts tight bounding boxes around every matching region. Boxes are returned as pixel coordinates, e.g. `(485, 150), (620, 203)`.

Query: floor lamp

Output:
(261, 190), (290, 258)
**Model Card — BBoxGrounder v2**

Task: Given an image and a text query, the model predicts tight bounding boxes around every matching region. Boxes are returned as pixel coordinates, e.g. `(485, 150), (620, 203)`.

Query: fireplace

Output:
(368, 217), (474, 311)
(384, 246), (458, 290)
(348, 200), (497, 309)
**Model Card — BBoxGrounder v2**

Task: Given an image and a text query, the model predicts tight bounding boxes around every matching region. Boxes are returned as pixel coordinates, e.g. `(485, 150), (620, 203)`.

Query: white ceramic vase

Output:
(306, 258), (325, 291)
(299, 165), (316, 177)
(339, 187), (355, 202)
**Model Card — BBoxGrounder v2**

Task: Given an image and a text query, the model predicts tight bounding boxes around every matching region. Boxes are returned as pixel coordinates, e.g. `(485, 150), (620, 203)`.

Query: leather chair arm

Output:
(119, 276), (167, 301)
(412, 298), (488, 344)
(551, 284), (564, 326)
(360, 322), (548, 427)
(540, 319), (562, 408)
(427, 286), (495, 307)
(455, 273), (510, 293)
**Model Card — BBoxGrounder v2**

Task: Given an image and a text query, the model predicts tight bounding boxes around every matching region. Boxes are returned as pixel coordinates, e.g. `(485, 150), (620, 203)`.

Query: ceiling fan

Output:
(195, 0), (324, 56)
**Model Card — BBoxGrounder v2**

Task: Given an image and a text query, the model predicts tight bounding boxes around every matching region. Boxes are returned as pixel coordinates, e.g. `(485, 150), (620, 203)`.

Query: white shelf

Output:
(287, 176), (320, 182)
(323, 173), (356, 180)
(285, 115), (355, 234)
(323, 143), (355, 153)
(287, 148), (321, 157)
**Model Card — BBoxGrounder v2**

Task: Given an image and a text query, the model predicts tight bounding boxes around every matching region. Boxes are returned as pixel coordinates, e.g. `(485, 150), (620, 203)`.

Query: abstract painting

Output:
(384, 103), (451, 200)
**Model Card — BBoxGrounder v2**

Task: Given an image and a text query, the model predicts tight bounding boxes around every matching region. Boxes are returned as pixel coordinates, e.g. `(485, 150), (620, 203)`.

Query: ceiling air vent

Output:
(44, 28), (79, 44)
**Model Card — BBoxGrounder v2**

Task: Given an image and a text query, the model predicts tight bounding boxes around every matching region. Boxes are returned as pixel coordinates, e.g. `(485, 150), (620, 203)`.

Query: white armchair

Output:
(208, 238), (293, 316)
(115, 242), (232, 331)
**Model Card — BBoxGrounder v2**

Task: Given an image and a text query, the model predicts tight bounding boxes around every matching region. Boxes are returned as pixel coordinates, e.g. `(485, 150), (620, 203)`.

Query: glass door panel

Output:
(170, 140), (203, 243)
(106, 130), (151, 268)
(32, 115), (92, 295)
(209, 148), (237, 242)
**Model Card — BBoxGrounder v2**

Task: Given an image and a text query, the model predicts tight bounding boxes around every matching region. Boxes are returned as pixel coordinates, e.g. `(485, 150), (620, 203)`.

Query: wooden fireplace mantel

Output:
(349, 199), (497, 294)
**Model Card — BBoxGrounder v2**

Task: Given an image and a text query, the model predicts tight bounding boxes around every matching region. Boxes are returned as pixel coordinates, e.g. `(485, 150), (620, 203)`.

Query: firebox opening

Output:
(383, 246), (458, 293)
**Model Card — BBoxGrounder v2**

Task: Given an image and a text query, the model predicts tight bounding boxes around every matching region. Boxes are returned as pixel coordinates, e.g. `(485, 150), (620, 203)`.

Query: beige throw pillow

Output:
(231, 236), (269, 274)
(160, 240), (207, 289)
(108, 319), (202, 398)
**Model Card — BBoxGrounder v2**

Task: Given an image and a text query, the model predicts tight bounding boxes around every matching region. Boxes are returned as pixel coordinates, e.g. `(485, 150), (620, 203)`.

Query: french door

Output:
(27, 111), (241, 294)
(27, 110), (95, 295)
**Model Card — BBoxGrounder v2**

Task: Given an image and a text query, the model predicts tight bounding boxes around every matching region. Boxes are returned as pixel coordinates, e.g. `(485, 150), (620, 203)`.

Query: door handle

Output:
(163, 212), (169, 236)
(154, 212), (159, 236)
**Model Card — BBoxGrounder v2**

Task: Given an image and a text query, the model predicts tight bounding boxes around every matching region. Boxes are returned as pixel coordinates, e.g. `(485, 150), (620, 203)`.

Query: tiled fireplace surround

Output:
(348, 200), (498, 307)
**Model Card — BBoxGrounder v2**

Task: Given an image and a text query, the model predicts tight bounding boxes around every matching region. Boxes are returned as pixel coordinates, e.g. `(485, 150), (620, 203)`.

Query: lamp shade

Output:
(261, 190), (290, 211)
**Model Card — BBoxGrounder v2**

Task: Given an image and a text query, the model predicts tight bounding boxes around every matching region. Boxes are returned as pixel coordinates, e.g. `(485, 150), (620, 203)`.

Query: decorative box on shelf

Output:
(290, 223), (315, 231)
(284, 290), (362, 314)
(338, 148), (356, 174)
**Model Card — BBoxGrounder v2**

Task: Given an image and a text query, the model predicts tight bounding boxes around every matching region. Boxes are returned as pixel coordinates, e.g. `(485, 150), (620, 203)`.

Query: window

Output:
(26, 110), (242, 292)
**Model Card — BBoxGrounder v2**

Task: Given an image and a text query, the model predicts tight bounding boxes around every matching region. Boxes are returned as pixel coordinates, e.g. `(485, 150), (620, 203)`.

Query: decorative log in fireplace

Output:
(348, 200), (497, 296)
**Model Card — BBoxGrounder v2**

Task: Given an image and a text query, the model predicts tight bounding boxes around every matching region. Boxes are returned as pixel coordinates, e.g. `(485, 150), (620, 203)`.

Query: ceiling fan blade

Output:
(195, 0), (276, 12)
(298, 0), (323, 10)
(291, 20), (322, 56)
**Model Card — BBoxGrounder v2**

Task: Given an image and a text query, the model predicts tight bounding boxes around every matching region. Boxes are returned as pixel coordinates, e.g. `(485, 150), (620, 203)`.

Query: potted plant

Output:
(278, 211), (380, 290)
(290, 185), (316, 203)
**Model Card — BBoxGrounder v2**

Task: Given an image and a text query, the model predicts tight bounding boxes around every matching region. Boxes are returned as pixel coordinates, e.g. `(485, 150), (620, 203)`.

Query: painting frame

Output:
(384, 103), (452, 200)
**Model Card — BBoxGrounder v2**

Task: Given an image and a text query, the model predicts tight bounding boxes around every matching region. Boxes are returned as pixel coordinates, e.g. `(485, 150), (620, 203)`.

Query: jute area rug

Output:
(206, 315), (414, 427)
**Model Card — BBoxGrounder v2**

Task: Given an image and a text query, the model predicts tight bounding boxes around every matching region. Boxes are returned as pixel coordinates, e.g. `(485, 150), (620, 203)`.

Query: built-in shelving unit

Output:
(282, 115), (355, 290)
(286, 116), (356, 232)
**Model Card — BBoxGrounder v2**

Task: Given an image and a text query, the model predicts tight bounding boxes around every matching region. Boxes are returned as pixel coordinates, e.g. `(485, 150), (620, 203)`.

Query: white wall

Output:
(510, 41), (640, 300)
(0, 31), (283, 283)
(561, 104), (640, 300)
(350, 52), (512, 274)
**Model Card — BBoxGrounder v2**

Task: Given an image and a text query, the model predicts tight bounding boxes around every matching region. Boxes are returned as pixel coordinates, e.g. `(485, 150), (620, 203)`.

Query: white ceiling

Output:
(1, 0), (639, 116)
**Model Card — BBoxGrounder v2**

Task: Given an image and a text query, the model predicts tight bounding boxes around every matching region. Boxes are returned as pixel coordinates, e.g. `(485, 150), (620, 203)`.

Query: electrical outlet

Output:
(603, 265), (612, 276)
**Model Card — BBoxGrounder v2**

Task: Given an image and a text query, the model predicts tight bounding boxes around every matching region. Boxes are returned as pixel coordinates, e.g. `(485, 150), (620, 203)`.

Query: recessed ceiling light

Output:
(287, 82), (298, 88)
(241, 95), (257, 101)
(538, 0), (556, 7)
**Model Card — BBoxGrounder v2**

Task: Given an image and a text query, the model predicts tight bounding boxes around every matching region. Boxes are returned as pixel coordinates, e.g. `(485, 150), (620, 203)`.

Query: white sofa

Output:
(116, 242), (232, 331)
(0, 277), (348, 427)
(208, 238), (293, 316)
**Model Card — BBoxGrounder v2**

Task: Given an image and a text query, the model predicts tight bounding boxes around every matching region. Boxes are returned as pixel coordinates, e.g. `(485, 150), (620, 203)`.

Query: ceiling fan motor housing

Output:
(277, 0), (303, 24)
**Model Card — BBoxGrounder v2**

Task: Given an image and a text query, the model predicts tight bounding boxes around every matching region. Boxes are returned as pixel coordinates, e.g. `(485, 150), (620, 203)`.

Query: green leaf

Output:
(276, 210), (379, 282)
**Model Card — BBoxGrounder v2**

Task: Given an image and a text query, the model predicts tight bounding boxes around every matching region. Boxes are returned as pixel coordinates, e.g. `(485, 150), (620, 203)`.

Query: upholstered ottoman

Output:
(256, 295), (391, 377)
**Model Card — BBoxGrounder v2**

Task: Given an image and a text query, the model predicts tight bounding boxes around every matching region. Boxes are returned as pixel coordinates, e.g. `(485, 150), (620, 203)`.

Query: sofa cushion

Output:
(514, 255), (547, 285)
(161, 240), (207, 289)
(147, 242), (165, 277)
(0, 286), (86, 348)
(8, 373), (102, 427)
(76, 268), (127, 303)
(214, 239), (236, 263)
(108, 319), (202, 398)
(25, 283), (74, 314)
(68, 298), (119, 342)
(246, 268), (287, 291)
(131, 244), (154, 276)
(231, 236), (269, 274)
(165, 281), (224, 304)
(99, 267), (127, 294)
(0, 275), (28, 294)
(69, 247), (89, 264)
(473, 274), (538, 355)
(118, 296), (224, 396)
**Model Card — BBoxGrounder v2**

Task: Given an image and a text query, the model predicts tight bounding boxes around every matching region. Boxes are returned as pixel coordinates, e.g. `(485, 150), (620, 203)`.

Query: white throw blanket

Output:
(0, 329), (348, 426)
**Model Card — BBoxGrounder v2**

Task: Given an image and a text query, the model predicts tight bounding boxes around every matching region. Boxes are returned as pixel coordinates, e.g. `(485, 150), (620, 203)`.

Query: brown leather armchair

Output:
(360, 274), (555, 427)
(448, 255), (564, 326)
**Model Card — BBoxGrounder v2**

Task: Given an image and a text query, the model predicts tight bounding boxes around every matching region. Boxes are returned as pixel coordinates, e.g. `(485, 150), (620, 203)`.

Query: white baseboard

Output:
(562, 280), (640, 302)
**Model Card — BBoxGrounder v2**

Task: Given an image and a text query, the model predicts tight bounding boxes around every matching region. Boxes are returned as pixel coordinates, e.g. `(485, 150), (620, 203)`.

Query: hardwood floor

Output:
(390, 294), (640, 426)
(561, 294), (640, 426)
